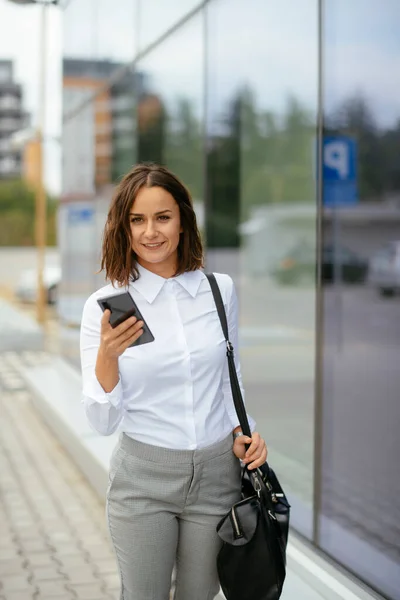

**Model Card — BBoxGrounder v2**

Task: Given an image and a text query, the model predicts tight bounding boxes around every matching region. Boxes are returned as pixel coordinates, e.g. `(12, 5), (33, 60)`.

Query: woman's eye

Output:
(158, 215), (170, 221)
(130, 217), (142, 223)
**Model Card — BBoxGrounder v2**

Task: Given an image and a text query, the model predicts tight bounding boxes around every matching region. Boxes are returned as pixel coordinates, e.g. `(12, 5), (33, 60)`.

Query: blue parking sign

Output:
(323, 136), (358, 206)
(68, 207), (94, 224)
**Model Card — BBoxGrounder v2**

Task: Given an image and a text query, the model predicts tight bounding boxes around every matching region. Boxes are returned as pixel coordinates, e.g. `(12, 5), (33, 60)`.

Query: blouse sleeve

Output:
(220, 275), (256, 433)
(79, 294), (126, 436)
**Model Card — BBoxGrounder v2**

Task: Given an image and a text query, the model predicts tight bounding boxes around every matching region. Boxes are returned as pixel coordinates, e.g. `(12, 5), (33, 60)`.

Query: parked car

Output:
(15, 265), (61, 305)
(368, 240), (400, 297)
(272, 242), (368, 285)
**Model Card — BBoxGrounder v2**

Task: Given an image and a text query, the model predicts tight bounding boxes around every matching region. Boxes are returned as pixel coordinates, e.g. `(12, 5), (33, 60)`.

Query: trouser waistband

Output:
(120, 432), (234, 465)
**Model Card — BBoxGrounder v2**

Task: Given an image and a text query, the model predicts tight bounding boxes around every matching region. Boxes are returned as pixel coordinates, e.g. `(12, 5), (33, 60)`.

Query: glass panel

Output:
(136, 13), (204, 233)
(64, 0), (138, 66)
(206, 0), (318, 537)
(321, 2), (400, 597)
(61, 0), (139, 364)
(138, 0), (201, 50)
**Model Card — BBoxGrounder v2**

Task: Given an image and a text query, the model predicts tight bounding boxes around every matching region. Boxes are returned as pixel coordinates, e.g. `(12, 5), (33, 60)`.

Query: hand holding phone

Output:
(97, 291), (155, 358)
(99, 310), (144, 359)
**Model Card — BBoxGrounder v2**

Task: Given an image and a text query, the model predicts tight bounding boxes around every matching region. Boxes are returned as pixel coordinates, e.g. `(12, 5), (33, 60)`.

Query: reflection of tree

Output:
(241, 88), (316, 217)
(136, 94), (204, 206)
(137, 93), (167, 164)
(165, 98), (203, 202)
(205, 88), (316, 246)
(206, 95), (241, 247)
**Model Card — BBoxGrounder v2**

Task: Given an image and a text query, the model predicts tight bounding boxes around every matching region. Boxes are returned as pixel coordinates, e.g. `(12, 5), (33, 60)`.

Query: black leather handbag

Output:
(206, 274), (291, 600)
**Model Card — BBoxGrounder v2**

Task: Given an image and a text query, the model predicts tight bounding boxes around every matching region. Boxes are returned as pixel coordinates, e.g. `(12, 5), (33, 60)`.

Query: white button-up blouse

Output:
(79, 265), (255, 449)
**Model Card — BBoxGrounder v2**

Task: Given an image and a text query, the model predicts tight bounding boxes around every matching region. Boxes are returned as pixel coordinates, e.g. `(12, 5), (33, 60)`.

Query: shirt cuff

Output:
(230, 413), (256, 434)
(82, 375), (123, 409)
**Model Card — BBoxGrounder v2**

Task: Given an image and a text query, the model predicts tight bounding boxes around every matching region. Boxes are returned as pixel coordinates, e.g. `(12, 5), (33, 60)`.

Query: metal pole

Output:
(313, 0), (324, 548)
(36, 1), (47, 324)
(332, 206), (343, 349)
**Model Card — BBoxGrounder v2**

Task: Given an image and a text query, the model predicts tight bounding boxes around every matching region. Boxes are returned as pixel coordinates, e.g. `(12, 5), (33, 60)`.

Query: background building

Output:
(0, 59), (27, 179)
(61, 2), (400, 599)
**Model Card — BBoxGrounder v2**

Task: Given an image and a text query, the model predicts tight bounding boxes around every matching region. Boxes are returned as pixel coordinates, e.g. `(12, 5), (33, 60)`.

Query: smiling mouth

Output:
(142, 242), (165, 249)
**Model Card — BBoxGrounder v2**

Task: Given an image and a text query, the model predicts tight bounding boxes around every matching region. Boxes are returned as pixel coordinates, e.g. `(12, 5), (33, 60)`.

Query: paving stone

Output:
(52, 543), (83, 557)
(20, 539), (51, 554)
(46, 531), (75, 545)
(0, 558), (27, 576)
(66, 570), (100, 586)
(13, 526), (43, 542)
(0, 549), (20, 561)
(35, 581), (73, 597)
(26, 552), (55, 568)
(31, 565), (67, 582)
(0, 538), (16, 552)
(67, 582), (108, 599)
(2, 594), (38, 600)
(53, 553), (88, 569)
(0, 574), (33, 592)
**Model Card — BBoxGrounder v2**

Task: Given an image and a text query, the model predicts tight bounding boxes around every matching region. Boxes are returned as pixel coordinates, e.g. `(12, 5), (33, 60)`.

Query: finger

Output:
(118, 327), (144, 352)
(101, 308), (111, 326)
(244, 447), (263, 463)
(244, 439), (266, 463)
(245, 433), (261, 458)
(117, 320), (144, 344)
(235, 436), (252, 447)
(248, 446), (268, 470)
(115, 314), (138, 334)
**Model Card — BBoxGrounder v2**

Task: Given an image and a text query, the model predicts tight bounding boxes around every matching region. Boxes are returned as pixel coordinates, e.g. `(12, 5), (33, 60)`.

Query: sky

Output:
(1, 0), (400, 195)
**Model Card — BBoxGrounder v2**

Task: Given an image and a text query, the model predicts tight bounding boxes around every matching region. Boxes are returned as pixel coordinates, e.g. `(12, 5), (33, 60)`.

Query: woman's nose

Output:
(144, 220), (157, 237)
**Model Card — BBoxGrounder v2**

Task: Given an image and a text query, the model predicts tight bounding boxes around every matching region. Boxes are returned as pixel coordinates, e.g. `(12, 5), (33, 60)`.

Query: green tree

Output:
(0, 180), (57, 246)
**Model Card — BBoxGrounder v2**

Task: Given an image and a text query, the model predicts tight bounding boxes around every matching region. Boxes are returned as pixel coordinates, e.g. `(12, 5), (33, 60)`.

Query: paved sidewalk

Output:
(0, 359), (120, 600)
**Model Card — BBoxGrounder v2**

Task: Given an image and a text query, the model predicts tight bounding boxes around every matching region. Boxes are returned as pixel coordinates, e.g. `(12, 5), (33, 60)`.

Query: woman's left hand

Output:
(233, 432), (268, 470)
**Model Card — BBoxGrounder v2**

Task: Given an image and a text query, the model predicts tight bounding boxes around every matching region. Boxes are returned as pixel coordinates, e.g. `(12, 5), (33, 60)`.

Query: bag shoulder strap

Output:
(205, 273), (252, 438)
(205, 273), (229, 341)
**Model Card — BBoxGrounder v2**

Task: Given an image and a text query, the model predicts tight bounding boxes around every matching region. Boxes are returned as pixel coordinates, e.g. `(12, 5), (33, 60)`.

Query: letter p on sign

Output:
(324, 140), (349, 180)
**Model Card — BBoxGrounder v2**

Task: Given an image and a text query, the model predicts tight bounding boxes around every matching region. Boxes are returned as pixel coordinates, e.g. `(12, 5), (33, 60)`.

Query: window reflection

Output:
(64, 0), (138, 65)
(136, 14), (204, 230)
(321, 1), (400, 596)
(138, 0), (201, 50)
(206, 0), (318, 538)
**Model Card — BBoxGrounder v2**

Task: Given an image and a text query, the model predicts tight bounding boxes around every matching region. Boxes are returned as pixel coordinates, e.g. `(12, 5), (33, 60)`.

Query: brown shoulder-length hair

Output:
(99, 162), (204, 287)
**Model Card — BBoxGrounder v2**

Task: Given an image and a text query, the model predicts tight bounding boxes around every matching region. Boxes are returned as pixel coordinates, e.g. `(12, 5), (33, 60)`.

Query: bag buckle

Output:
(226, 340), (234, 356)
(252, 472), (262, 497)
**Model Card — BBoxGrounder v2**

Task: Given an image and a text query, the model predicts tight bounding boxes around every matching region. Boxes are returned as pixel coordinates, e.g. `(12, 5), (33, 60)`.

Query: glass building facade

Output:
(60, 2), (400, 598)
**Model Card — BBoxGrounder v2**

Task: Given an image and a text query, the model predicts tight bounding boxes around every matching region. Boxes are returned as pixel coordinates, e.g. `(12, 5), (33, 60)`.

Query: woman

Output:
(80, 163), (268, 600)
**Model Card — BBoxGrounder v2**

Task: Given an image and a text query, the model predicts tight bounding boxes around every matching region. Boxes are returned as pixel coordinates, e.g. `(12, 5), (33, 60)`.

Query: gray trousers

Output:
(106, 432), (241, 600)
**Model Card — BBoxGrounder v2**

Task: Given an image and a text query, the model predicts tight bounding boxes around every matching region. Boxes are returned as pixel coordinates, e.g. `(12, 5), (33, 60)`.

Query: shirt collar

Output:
(130, 263), (205, 304)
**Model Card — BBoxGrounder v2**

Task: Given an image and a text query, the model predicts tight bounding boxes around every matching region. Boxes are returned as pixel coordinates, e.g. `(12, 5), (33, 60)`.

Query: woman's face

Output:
(129, 185), (183, 276)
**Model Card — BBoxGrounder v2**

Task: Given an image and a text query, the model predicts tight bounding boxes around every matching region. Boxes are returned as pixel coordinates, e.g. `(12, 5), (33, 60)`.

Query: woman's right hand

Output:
(99, 309), (144, 359)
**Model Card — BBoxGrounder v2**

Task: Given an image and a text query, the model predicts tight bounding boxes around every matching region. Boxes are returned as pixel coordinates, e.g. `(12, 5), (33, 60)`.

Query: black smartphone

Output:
(97, 291), (155, 348)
